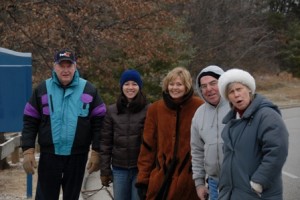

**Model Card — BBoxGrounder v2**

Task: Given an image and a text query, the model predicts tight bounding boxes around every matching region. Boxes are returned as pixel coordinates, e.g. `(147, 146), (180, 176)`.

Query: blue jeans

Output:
(208, 177), (218, 200)
(112, 166), (139, 200)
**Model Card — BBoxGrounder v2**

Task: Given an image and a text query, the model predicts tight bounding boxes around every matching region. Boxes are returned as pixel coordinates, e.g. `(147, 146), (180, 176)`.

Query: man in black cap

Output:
(21, 49), (106, 200)
(191, 65), (230, 200)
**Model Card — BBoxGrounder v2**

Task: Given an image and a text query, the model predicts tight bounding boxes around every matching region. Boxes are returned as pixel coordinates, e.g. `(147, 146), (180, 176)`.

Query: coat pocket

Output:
(79, 94), (93, 117)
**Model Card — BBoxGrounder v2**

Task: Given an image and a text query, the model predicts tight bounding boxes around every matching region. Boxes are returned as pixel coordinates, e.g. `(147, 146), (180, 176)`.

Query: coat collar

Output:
(162, 89), (194, 110)
(52, 69), (80, 88)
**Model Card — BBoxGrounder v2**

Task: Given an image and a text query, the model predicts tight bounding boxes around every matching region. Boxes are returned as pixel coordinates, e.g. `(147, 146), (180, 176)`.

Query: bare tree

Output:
(0, 0), (192, 102)
(187, 0), (280, 75)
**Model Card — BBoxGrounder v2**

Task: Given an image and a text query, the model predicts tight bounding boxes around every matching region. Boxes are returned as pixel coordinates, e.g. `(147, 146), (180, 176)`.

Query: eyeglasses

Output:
(200, 80), (218, 90)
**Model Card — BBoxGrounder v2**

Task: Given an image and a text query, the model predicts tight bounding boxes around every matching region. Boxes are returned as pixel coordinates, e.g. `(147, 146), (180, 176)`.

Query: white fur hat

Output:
(218, 68), (256, 101)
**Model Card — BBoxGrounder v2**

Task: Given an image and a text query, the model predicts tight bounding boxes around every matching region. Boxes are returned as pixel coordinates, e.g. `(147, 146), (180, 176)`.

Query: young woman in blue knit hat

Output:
(100, 69), (149, 200)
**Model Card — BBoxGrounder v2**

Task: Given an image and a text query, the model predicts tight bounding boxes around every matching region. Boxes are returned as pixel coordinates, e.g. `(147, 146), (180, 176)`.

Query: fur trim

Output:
(218, 68), (256, 100)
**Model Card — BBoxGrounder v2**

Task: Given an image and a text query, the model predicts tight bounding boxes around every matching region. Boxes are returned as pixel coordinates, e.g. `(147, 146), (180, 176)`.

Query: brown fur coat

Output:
(137, 91), (204, 200)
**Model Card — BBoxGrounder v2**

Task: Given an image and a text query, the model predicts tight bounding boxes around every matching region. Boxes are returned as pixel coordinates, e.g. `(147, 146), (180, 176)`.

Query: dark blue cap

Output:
(120, 69), (142, 88)
(54, 49), (76, 64)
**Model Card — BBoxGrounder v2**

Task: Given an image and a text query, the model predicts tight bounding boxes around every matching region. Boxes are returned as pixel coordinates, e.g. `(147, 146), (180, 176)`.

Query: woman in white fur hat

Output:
(217, 68), (289, 200)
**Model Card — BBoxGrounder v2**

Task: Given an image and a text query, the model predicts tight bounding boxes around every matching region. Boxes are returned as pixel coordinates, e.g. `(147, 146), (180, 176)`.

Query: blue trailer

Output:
(0, 47), (33, 198)
(0, 47), (32, 132)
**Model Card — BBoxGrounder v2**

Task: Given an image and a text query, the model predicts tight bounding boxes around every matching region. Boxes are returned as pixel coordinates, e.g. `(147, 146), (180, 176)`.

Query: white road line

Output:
(283, 171), (299, 179)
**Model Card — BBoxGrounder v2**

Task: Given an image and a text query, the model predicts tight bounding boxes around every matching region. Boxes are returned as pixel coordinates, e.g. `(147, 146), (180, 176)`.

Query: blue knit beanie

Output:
(120, 69), (143, 88)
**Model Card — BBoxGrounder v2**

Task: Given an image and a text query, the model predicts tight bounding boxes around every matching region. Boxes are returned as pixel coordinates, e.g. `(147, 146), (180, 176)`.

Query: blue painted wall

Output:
(0, 47), (32, 132)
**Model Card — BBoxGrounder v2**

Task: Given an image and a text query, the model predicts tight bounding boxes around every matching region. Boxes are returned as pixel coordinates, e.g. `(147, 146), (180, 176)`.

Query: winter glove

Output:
(250, 181), (263, 193)
(135, 183), (148, 200)
(22, 148), (37, 174)
(86, 150), (100, 174)
(100, 175), (113, 187)
(250, 181), (263, 197)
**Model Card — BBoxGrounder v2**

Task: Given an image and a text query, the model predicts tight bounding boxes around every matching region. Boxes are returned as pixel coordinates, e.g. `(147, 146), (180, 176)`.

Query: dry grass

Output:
(255, 72), (300, 108)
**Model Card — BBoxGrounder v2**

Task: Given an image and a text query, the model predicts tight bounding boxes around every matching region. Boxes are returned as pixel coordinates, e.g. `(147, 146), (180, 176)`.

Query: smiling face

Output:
(227, 82), (252, 111)
(200, 76), (220, 106)
(53, 60), (76, 86)
(122, 80), (140, 102)
(168, 76), (187, 100)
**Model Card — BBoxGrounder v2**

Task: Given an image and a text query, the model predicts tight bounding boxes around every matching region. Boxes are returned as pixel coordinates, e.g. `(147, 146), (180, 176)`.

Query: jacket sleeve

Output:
(251, 108), (289, 189)
(86, 82), (106, 152)
(21, 86), (42, 151)
(137, 104), (158, 185)
(190, 112), (206, 187)
(99, 107), (113, 176)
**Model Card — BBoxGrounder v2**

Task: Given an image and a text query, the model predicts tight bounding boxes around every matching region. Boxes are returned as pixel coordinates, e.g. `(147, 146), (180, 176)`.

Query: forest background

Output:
(1, 0), (300, 104)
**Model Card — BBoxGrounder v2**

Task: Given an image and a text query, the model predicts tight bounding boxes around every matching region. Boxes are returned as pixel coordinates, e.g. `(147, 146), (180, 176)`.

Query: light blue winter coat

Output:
(218, 94), (289, 200)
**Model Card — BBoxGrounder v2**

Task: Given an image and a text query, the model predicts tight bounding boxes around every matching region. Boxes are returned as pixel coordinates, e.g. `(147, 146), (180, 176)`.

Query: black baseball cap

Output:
(54, 49), (76, 64)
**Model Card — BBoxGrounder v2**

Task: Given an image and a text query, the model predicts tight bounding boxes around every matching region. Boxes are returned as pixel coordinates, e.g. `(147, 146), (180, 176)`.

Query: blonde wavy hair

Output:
(162, 67), (193, 94)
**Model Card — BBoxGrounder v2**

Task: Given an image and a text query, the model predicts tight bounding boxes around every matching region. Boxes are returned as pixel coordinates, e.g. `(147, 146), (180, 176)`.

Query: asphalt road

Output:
(80, 106), (300, 200)
(281, 106), (300, 200)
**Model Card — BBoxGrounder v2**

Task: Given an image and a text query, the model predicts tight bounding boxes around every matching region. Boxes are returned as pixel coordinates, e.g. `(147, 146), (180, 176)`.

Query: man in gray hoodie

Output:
(190, 65), (230, 200)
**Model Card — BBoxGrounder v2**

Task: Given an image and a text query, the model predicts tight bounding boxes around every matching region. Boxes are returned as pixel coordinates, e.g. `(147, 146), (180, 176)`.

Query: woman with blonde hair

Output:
(135, 67), (204, 200)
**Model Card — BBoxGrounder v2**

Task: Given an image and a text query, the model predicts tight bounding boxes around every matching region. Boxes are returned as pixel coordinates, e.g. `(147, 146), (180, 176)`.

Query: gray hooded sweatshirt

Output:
(190, 65), (230, 187)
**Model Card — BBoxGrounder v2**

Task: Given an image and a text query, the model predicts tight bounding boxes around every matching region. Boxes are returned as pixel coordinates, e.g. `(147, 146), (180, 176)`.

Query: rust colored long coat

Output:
(137, 91), (204, 200)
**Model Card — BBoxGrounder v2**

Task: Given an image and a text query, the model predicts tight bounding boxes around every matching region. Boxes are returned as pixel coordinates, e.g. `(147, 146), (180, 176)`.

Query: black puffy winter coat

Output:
(100, 93), (149, 176)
